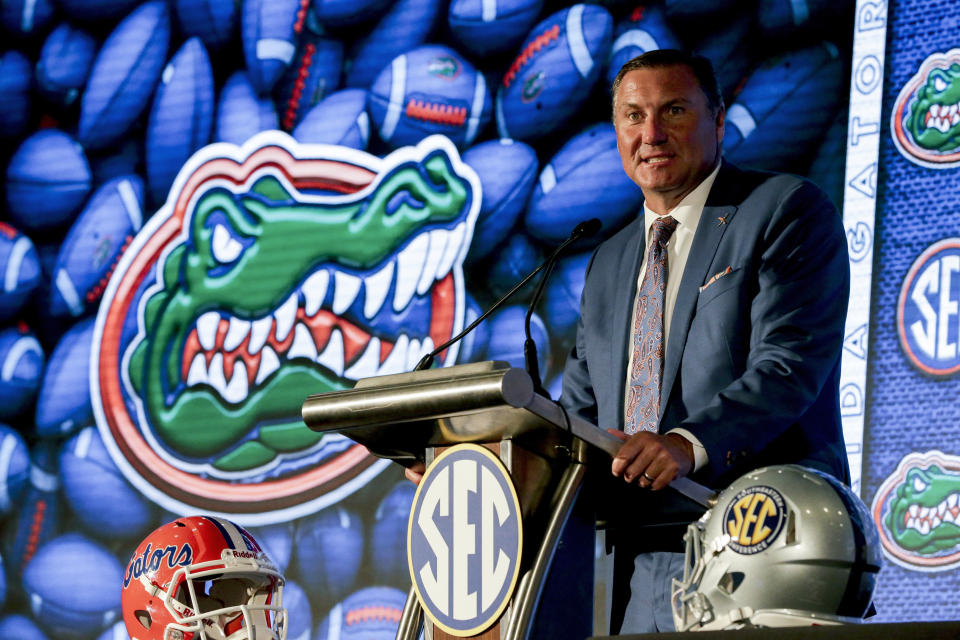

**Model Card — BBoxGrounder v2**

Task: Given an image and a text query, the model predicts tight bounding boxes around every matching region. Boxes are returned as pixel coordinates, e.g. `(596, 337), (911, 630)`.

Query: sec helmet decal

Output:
(722, 485), (787, 555)
(92, 131), (480, 524)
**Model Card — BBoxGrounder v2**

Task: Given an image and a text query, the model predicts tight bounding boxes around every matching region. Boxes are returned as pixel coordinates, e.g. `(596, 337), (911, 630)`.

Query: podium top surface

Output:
(301, 362), (716, 508)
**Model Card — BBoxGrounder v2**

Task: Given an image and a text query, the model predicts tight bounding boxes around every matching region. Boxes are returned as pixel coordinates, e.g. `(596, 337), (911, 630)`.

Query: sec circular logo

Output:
(898, 238), (960, 376)
(407, 444), (523, 636)
(723, 485), (786, 555)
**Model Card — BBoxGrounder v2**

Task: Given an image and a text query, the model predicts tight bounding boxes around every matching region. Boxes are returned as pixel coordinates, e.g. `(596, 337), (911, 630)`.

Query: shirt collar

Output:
(642, 160), (722, 237)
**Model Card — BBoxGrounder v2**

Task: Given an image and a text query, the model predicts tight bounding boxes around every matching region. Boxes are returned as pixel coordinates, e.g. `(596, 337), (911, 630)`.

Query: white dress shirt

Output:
(623, 162), (722, 470)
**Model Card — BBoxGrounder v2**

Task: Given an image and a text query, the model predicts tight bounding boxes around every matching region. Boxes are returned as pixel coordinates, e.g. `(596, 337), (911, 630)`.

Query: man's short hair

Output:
(610, 49), (724, 116)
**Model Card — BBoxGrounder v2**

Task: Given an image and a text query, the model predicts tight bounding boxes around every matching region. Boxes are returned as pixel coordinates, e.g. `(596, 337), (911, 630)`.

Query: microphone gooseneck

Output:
(413, 217), (601, 377)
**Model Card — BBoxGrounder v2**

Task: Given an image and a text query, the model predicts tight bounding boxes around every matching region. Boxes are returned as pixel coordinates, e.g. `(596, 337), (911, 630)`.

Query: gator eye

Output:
(212, 223), (243, 264)
(934, 75), (948, 92)
(913, 475), (928, 493)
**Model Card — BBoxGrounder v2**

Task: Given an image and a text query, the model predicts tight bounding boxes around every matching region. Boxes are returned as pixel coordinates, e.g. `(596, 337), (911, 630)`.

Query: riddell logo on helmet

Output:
(123, 542), (194, 589)
(723, 485), (786, 554)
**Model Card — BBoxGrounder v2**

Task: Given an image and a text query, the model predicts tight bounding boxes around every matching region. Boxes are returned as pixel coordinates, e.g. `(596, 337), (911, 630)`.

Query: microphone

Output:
(523, 218), (601, 393)
(414, 218), (602, 374)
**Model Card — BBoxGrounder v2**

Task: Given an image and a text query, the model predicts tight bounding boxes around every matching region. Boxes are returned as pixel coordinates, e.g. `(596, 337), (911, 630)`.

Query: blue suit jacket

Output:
(561, 162), (850, 492)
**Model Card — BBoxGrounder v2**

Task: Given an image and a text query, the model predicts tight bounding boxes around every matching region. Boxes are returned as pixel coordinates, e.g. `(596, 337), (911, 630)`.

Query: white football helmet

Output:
(671, 465), (881, 631)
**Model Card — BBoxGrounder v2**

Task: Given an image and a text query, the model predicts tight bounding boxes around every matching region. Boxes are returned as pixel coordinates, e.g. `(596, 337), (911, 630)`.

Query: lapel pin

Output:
(716, 216), (727, 226)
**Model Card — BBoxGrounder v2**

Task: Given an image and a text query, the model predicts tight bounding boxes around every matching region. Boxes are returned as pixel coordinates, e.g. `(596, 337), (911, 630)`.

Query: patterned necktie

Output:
(624, 215), (678, 435)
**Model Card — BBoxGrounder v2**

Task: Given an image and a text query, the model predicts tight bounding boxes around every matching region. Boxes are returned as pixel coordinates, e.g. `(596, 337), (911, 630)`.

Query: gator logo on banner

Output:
(872, 450), (960, 571)
(92, 132), (480, 523)
(722, 485), (786, 555)
(408, 444), (522, 637)
(897, 238), (960, 376)
(891, 48), (960, 168)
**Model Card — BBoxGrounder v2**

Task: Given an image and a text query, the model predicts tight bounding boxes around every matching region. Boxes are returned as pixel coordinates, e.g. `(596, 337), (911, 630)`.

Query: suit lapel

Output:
(658, 165), (741, 425)
(611, 217), (647, 427)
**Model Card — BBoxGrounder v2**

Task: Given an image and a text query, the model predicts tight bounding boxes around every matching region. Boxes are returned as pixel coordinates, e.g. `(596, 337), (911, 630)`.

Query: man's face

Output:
(613, 65), (724, 213)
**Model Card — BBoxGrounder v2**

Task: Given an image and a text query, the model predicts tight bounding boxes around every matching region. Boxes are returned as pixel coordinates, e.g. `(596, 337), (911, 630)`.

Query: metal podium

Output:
(301, 361), (714, 640)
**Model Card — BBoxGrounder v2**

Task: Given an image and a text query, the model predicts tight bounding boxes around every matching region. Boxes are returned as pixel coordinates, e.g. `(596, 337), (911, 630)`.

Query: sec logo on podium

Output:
(407, 444), (523, 636)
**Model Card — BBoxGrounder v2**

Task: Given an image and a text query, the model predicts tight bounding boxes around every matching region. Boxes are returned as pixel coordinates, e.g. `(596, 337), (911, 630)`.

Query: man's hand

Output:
(609, 430), (694, 490)
(404, 461), (426, 485)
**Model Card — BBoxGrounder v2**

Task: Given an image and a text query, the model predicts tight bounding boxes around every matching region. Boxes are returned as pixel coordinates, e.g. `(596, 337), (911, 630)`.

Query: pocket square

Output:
(699, 266), (733, 292)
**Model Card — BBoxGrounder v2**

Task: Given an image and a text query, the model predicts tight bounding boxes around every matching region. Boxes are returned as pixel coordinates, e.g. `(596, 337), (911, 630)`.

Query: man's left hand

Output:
(609, 430), (694, 490)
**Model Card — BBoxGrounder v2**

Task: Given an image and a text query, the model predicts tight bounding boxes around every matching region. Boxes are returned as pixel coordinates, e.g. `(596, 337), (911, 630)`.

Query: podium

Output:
(302, 361), (714, 640)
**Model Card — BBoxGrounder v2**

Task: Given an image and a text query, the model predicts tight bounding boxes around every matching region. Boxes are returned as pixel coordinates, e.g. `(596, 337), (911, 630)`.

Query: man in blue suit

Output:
(560, 50), (850, 633)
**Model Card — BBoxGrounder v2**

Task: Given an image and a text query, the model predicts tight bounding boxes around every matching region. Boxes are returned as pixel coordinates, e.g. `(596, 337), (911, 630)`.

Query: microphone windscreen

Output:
(573, 218), (602, 238)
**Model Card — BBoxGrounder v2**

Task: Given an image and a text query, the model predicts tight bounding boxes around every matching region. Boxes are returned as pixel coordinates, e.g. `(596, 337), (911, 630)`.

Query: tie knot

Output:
(651, 215), (678, 246)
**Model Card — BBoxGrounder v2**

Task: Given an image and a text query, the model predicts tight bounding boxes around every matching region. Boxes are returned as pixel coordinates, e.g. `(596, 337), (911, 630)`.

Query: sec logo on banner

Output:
(897, 238), (960, 376)
(407, 444), (522, 636)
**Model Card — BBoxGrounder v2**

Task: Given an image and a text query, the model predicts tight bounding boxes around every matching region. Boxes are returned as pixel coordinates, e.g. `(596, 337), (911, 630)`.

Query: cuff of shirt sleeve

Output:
(665, 427), (708, 471)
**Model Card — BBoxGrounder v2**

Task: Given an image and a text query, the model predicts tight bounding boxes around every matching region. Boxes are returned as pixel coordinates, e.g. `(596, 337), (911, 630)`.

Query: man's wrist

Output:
(665, 432), (695, 469)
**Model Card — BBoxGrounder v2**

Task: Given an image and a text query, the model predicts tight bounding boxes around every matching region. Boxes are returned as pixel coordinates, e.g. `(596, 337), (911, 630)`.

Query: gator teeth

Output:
(938, 502), (947, 516)
(920, 506), (930, 518)
(364, 261), (394, 320)
(421, 336), (435, 362)
(909, 504), (919, 517)
(224, 318), (250, 352)
(394, 234), (429, 311)
(949, 494), (958, 509)
(417, 230), (445, 296)
(333, 271), (362, 315)
(249, 317), (273, 354)
(222, 360), (248, 404)
(429, 227), (451, 279)
(289, 323), (318, 360)
(303, 270), (329, 316)
(344, 337), (380, 380)
(378, 334), (408, 376)
(405, 337), (422, 371)
(208, 353), (227, 395)
(437, 222), (464, 280)
(275, 294), (298, 342)
(197, 312), (220, 351)
(317, 328), (344, 377)
(918, 520), (930, 535)
(187, 353), (208, 386)
(932, 516), (943, 528)
(256, 346), (280, 384)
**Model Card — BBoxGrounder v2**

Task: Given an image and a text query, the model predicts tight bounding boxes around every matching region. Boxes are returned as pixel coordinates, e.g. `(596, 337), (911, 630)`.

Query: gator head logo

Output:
(428, 56), (460, 80)
(872, 450), (960, 570)
(892, 48), (960, 168)
(521, 71), (545, 104)
(92, 132), (480, 523)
